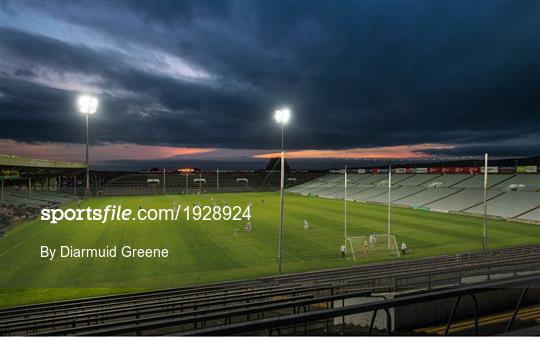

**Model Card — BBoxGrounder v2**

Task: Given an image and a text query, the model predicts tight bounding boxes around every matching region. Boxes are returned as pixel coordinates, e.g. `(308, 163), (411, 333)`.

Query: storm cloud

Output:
(1, 0), (539, 156)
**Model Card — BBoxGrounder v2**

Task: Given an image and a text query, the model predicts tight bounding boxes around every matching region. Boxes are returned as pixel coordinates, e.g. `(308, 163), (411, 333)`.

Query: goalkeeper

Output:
(363, 241), (369, 256)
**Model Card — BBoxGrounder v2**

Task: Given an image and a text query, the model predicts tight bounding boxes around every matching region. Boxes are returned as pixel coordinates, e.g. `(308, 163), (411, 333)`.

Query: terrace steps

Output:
(421, 188), (464, 207)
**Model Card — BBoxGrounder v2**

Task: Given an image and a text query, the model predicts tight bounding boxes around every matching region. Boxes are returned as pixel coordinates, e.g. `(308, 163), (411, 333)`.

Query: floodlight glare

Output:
(78, 95), (98, 114)
(274, 108), (290, 124)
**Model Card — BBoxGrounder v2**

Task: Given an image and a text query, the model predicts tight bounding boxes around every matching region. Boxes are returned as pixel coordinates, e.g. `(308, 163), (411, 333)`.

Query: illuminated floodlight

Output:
(274, 108), (290, 124)
(274, 106), (291, 276)
(78, 95), (98, 114)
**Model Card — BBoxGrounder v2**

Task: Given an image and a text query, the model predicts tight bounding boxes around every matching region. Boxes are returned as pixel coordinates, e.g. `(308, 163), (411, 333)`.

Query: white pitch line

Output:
(0, 222), (54, 257)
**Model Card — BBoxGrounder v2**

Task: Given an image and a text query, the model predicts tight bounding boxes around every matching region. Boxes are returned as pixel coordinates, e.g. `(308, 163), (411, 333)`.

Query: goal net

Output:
(345, 234), (400, 260)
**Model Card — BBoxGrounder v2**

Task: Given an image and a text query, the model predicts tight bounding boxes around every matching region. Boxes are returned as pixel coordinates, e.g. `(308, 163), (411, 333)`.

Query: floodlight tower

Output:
(482, 153), (488, 251)
(274, 108), (290, 275)
(344, 165), (347, 243)
(78, 95), (98, 195)
(388, 165), (392, 249)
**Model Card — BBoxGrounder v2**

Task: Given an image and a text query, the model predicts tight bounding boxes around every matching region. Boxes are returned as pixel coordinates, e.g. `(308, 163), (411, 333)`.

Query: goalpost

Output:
(345, 234), (400, 260)
(344, 165), (401, 260)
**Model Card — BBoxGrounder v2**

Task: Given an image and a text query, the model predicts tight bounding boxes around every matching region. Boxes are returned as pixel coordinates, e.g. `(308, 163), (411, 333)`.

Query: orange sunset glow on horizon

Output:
(1, 139), (454, 162)
(254, 144), (454, 159)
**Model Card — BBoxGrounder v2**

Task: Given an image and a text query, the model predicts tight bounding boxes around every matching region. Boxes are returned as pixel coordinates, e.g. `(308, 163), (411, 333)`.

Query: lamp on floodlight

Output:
(274, 107), (290, 275)
(78, 95), (98, 114)
(78, 95), (98, 195)
(274, 108), (290, 125)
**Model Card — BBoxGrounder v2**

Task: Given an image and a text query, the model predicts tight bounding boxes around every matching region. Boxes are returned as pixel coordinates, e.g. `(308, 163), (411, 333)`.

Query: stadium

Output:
(1, 154), (539, 335)
(1, 1), (539, 336)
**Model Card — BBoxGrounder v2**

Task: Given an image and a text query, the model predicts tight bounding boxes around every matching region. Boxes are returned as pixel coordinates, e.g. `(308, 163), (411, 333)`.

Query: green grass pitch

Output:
(1, 191), (539, 307)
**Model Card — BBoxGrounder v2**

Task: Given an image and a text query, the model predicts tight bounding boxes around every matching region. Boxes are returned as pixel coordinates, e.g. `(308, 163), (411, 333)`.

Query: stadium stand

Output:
(423, 174), (474, 187)
(348, 174), (373, 184)
(349, 186), (398, 201)
(396, 173), (441, 186)
(353, 174), (387, 185)
(287, 174), (390, 198)
(373, 173), (416, 186)
(517, 207), (540, 222)
(366, 186), (426, 203)
(464, 191), (540, 218)
(0, 154), (83, 232)
(103, 172), (324, 196)
(394, 187), (462, 207)
(0, 213), (8, 233)
(0, 245), (537, 335)
(414, 189), (503, 212)
(452, 174), (514, 188)
(287, 172), (540, 222)
(4, 189), (73, 206)
(0, 204), (39, 235)
(316, 185), (346, 198)
(345, 184), (375, 195)
(492, 174), (540, 191)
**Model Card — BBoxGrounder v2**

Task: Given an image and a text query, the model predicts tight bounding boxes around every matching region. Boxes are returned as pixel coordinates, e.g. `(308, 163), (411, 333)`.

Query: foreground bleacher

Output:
(287, 173), (540, 222)
(0, 245), (538, 335)
(188, 275), (539, 336)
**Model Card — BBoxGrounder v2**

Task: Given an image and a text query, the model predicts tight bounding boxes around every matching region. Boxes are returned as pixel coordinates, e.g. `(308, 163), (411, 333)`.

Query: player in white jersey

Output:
(401, 242), (407, 255)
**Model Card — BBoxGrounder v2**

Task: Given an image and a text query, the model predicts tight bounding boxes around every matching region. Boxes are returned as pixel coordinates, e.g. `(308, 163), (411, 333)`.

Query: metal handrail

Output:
(186, 275), (540, 336)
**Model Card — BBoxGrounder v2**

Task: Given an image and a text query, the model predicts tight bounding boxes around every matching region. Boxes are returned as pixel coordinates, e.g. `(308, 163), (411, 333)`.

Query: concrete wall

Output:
(333, 294), (395, 331)
(394, 284), (539, 330)
(333, 283), (539, 332)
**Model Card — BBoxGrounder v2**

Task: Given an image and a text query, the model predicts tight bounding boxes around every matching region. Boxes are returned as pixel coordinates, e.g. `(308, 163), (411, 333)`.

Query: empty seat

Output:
(452, 174), (514, 189)
(395, 188), (462, 207)
(465, 191), (540, 218)
(425, 189), (504, 212)
(366, 186), (426, 203)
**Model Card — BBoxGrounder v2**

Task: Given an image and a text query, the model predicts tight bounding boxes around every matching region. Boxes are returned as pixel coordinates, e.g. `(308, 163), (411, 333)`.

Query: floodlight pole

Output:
(163, 168), (166, 195)
(278, 121), (285, 275)
(344, 165), (347, 243)
(388, 165), (392, 245)
(85, 113), (90, 195)
(482, 153), (488, 251)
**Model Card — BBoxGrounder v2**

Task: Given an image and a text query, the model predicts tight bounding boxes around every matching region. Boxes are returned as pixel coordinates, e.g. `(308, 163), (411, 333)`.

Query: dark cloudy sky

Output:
(1, 0), (539, 166)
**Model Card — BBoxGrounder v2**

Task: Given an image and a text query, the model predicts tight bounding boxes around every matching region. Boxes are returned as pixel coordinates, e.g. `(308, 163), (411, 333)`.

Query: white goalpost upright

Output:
(344, 164), (400, 260)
